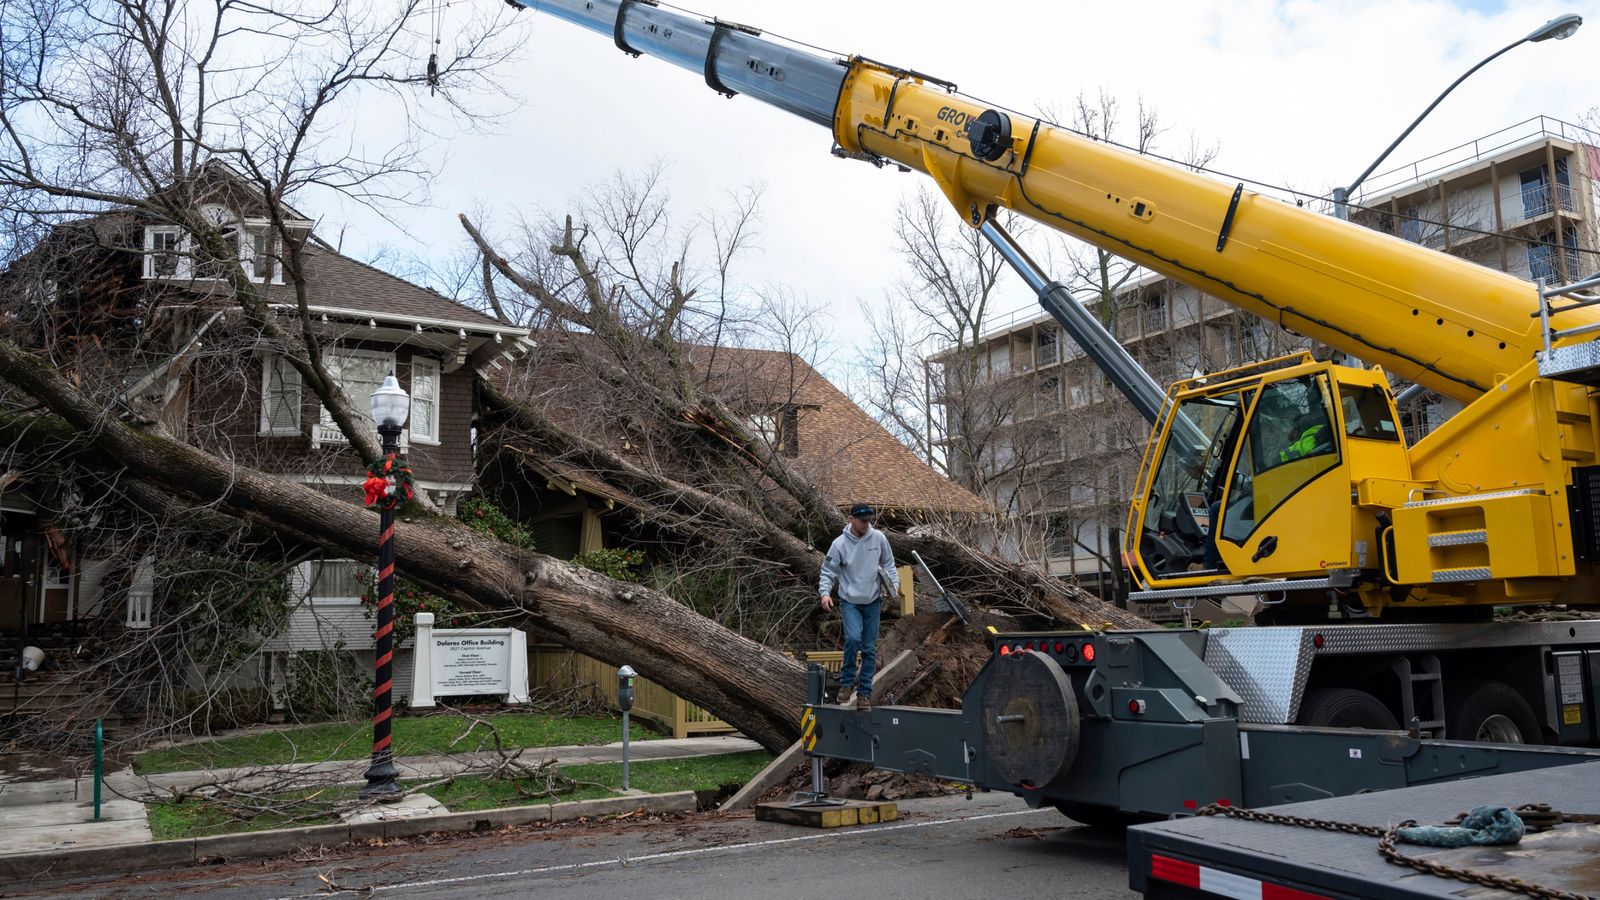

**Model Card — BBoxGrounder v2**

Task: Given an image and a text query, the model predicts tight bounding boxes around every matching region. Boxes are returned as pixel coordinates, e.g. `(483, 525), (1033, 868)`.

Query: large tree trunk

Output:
(0, 338), (808, 751)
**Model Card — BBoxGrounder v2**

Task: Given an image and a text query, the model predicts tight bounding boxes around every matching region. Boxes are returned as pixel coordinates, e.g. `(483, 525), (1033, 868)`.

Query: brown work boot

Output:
(856, 693), (872, 711)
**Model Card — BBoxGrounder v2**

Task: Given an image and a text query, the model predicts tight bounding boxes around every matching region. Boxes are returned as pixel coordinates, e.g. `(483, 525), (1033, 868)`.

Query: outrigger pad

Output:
(755, 799), (899, 829)
(980, 650), (1080, 789)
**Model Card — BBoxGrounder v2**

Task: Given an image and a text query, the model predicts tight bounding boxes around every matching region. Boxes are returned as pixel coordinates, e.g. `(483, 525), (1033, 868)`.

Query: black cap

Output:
(848, 503), (877, 520)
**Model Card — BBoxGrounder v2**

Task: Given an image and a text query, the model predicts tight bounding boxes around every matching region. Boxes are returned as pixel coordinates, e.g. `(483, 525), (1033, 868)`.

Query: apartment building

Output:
(928, 116), (1599, 596)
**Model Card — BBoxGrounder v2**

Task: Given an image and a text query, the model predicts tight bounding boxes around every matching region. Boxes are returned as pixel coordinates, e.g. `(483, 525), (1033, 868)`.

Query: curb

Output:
(2, 790), (698, 885)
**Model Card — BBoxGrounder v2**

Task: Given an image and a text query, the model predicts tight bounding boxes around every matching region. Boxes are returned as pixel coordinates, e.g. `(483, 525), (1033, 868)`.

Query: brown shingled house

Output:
(2, 170), (529, 707)
(486, 340), (989, 562)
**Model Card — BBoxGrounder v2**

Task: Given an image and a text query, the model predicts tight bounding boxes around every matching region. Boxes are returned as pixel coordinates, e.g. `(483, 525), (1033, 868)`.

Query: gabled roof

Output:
(697, 346), (991, 516)
(261, 246), (512, 334)
(495, 335), (990, 518)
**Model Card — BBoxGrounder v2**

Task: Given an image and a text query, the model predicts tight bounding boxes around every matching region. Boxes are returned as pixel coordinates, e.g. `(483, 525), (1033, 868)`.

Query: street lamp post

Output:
(362, 374), (410, 801)
(1332, 13), (1582, 220)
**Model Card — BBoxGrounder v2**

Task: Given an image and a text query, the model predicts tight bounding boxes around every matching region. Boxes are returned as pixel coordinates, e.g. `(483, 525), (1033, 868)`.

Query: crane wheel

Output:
(980, 650), (1079, 789)
(1296, 688), (1399, 730)
(1444, 680), (1542, 744)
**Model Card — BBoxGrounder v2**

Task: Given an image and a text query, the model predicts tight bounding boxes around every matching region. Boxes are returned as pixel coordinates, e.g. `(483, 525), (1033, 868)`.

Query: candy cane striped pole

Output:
(361, 427), (404, 800)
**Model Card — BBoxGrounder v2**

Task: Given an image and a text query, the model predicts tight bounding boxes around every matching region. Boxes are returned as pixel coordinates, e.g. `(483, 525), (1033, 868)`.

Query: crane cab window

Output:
(1219, 375), (1340, 544)
(1136, 390), (1248, 578)
(1339, 385), (1401, 441)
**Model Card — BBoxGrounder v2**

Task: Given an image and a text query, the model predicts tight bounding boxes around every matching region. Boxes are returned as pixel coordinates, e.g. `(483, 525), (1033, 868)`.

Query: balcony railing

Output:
(1354, 114), (1600, 203)
(1519, 183), (1578, 220)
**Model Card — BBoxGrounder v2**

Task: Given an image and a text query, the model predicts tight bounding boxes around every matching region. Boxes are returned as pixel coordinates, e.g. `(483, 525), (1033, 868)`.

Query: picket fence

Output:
(528, 646), (846, 738)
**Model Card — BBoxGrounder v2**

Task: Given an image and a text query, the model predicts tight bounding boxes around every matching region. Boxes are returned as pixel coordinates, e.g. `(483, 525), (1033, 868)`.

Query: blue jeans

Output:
(838, 600), (881, 698)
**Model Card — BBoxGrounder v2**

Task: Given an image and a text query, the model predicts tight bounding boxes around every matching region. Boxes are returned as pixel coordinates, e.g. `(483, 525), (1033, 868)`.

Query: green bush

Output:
(459, 497), (536, 550)
(572, 547), (645, 583)
(282, 649), (368, 724)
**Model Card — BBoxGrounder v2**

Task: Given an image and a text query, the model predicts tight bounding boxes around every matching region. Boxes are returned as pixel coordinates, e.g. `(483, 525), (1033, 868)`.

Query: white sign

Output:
(409, 613), (529, 708)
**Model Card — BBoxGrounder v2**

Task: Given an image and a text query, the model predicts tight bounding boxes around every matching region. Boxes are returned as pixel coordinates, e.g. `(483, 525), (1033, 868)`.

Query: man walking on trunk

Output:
(820, 504), (899, 710)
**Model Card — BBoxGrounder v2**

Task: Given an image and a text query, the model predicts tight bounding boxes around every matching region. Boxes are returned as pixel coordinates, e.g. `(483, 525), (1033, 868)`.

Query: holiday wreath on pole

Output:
(362, 456), (415, 510)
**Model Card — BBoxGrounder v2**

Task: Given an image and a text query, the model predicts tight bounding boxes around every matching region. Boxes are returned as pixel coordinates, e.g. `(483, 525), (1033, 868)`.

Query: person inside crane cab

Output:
(1279, 410), (1330, 462)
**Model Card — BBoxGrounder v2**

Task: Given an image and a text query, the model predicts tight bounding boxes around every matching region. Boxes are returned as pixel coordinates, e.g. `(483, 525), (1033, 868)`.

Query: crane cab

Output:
(1127, 354), (1410, 609)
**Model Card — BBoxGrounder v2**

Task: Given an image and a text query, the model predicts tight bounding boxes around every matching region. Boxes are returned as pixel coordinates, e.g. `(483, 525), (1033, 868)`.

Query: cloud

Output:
(316, 0), (1596, 371)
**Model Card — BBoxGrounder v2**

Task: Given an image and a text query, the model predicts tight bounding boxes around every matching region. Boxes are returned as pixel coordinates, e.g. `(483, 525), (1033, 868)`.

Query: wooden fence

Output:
(529, 647), (855, 738)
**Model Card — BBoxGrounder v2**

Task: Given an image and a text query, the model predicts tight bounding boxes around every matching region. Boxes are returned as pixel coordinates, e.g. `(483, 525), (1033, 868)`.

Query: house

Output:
(485, 340), (990, 562)
(0, 166), (530, 719)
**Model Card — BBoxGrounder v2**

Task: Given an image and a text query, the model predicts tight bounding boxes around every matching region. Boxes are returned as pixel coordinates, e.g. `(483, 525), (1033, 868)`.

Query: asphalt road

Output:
(18, 793), (1139, 899)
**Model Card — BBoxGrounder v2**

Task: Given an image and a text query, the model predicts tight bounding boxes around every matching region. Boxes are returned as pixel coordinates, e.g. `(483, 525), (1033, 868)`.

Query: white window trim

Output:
(143, 226), (190, 280)
(259, 353), (303, 436)
(299, 559), (365, 606)
(313, 348), (407, 449)
(409, 356), (442, 445)
(239, 222), (286, 285)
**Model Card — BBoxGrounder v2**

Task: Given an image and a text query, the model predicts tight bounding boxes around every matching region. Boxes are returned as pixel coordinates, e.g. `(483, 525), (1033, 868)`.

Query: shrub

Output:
(572, 547), (645, 583)
(282, 648), (368, 723)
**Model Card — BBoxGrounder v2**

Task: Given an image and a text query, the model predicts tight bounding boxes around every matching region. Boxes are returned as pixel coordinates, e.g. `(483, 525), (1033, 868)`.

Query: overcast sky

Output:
(325, 0), (1597, 384)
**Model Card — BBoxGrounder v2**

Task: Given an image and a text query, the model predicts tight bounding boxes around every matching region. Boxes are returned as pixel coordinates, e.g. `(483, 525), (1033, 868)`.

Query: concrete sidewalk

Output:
(0, 734), (761, 862)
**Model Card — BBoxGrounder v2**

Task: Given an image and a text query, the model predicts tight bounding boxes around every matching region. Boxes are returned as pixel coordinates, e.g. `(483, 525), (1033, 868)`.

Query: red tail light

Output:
(1082, 643), (1096, 662)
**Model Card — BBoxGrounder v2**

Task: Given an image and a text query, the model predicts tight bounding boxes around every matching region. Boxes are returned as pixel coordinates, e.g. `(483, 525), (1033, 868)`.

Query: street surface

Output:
(15, 792), (1138, 899)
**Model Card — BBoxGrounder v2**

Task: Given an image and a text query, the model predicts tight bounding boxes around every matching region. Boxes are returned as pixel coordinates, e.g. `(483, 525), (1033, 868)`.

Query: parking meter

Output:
(618, 665), (637, 789)
(617, 665), (636, 711)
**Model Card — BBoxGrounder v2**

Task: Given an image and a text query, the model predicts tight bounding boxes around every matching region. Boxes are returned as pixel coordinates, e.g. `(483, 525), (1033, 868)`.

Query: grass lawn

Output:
(135, 712), (656, 775)
(146, 751), (774, 840)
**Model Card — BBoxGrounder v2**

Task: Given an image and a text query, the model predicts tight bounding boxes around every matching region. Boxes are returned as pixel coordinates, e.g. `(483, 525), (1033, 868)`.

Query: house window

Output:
(315, 349), (397, 445)
(748, 412), (779, 445)
(259, 354), (302, 435)
(746, 407), (799, 456)
(306, 559), (364, 603)
(241, 228), (276, 282)
(410, 356), (440, 444)
(144, 227), (187, 279)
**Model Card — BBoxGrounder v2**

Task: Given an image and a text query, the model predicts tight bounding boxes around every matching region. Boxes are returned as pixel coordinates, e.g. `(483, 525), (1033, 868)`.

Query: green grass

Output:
(147, 784), (351, 840)
(147, 751), (774, 841)
(432, 751), (774, 811)
(134, 712), (656, 775)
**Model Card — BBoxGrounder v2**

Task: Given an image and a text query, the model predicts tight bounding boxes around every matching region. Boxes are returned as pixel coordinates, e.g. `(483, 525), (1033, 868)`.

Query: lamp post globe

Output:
(1527, 14), (1582, 42)
(362, 373), (410, 801)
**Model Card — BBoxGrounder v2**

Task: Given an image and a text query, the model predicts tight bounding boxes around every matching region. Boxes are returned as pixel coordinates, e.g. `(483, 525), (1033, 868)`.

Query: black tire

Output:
(1296, 688), (1400, 730)
(1055, 801), (1145, 831)
(1444, 680), (1542, 744)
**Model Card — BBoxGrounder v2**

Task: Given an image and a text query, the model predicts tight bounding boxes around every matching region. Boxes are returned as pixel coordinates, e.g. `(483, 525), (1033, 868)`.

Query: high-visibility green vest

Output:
(1280, 424), (1325, 462)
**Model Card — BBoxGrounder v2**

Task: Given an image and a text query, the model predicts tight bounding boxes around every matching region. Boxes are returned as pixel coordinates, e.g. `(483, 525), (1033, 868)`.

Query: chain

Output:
(1195, 804), (1598, 900)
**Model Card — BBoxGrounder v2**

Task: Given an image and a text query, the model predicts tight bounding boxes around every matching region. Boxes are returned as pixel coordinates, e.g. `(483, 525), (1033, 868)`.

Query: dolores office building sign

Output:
(410, 613), (531, 707)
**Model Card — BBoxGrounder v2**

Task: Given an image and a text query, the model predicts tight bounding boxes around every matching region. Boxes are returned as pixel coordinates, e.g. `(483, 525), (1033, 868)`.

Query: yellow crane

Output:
(513, 1), (1600, 746)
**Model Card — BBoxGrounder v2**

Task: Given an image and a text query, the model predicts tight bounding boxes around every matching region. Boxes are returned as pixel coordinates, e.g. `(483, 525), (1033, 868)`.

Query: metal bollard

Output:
(93, 719), (103, 821)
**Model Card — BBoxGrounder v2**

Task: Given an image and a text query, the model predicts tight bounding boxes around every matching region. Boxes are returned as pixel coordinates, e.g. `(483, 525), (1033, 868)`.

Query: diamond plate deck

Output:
(1204, 621), (1600, 725)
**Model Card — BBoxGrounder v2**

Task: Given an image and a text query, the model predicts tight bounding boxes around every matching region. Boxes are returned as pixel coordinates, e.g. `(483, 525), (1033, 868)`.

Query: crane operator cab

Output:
(1127, 354), (1408, 604)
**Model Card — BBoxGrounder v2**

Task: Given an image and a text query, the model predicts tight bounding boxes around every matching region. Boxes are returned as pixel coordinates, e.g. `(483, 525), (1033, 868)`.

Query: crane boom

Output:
(510, 0), (1592, 404)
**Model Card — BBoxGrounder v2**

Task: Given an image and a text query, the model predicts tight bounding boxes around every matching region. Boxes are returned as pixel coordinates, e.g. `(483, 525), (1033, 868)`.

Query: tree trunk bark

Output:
(0, 339), (808, 751)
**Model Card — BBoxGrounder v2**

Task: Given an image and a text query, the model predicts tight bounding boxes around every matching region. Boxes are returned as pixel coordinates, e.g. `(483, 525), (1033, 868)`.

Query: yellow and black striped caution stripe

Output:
(800, 707), (818, 752)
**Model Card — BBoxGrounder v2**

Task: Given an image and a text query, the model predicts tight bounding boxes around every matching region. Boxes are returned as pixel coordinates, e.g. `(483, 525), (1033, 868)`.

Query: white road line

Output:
(278, 806), (1054, 898)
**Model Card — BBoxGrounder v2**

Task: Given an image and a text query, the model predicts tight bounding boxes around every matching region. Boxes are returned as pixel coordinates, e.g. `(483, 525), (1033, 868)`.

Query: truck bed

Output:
(1127, 761), (1600, 899)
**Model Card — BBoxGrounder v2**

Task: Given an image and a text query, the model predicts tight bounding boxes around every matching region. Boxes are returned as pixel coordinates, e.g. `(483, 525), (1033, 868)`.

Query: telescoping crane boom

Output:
(513, 0), (1600, 621)
(509, 0), (1600, 828)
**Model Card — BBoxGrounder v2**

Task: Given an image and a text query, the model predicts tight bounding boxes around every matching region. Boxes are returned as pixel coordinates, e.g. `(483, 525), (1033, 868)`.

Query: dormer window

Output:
(240, 226), (279, 283)
(143, 227), (188, 279)
(746, 406), (800, 457)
